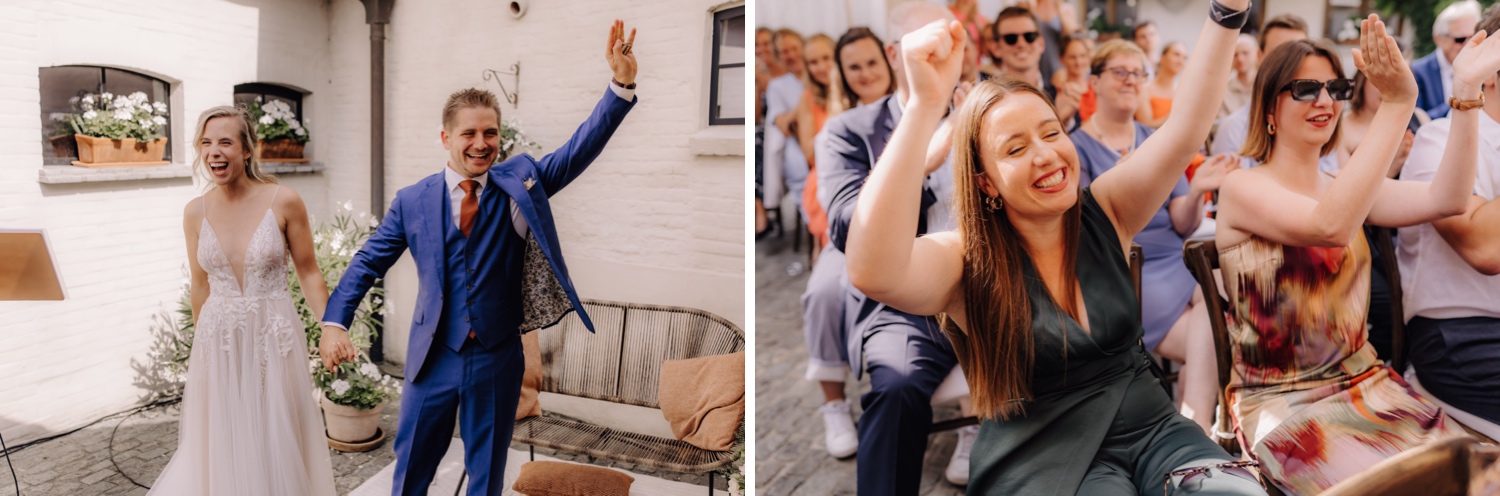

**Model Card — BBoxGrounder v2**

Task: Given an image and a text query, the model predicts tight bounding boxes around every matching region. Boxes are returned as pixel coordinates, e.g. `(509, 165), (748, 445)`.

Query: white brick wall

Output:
(1, 0), (746, 445)
(0, 0), (334, 445)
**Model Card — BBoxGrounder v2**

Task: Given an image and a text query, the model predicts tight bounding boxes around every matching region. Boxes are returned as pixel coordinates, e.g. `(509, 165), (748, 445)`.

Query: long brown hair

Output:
(1241, 39), (1345, 163)
(946, 77), (1083, 420)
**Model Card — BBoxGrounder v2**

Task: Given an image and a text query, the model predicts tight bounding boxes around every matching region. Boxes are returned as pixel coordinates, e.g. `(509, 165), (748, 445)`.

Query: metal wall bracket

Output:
(483, 63), (521, 108)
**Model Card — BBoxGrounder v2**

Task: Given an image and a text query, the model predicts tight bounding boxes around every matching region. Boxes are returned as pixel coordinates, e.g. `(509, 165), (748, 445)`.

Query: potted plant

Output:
(312, 356), (398, 446)
(59, 92), (169, 167)
(248, 98), (309, 161)
(498, 116), (541, 161)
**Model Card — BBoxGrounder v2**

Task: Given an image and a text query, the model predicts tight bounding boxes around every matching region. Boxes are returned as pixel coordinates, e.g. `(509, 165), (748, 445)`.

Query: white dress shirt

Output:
(1397, 110), (1500, 321)
(1437, 50), (1455, 106)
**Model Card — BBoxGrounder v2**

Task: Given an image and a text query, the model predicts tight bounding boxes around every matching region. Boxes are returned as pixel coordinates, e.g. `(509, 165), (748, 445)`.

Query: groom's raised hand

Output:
(606, 19), (638, 87)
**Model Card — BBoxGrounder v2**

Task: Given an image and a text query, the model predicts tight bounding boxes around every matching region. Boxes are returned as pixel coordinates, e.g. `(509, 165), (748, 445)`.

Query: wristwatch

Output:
(612, 77), (636, 90)
(1450, 93), (1485, 111)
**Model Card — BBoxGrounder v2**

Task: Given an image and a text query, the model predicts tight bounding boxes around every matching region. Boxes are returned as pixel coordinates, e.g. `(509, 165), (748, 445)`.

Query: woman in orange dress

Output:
(1138, 41), (1186, 128)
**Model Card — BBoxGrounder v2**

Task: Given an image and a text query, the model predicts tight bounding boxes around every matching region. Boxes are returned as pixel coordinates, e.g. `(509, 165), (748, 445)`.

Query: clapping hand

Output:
(1352, 14), (1417, 105)
(606, 19), (638, 87)
(901, 20), (968, 110)
(1451, 27), (1500, 96)
(1189, 153), (1240, 196)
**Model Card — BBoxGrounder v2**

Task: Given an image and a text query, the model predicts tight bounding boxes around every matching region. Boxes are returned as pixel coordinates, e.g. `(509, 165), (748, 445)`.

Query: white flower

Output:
(153, 101), (168, 114)
(82, 110), (97, 120)
(254, 95), (262, 103)
(100, 92), (113, 100)
(153, 115), (167, 126)
(81, 95), (94, 105)
(295, 128), (306, 136)
(304, 117), (312, 126)
(341, 200), (354, 212)
(128, 91), (147, 103)
(288, 119), (301, 129)
(331, 379), (351, 395)
(259, 115), (274, 125)
(68, 96), (79, 106)
(113, 98), (132, 109)
(139, 118), (152, 128)
(360, 363), (381, 378)
(113, 109), (131, 120)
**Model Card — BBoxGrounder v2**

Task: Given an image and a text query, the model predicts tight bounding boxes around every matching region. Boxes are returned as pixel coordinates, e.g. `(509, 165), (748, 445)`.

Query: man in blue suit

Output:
(321, 20), (638, 496)
(1414, 0), (1481, 120)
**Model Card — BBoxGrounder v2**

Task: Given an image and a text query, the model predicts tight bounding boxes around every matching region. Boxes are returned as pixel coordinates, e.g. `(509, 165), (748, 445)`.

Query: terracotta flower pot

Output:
(73, 134), (166, 165)
(259, 138), (306, 160)
(48, 134), (77, 159)
(321, 392), (382, 443)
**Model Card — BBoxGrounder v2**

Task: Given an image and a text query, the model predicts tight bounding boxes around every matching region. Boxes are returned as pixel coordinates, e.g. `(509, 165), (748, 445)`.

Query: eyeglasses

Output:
(1163, 460), (1263, 496)
(1453, 35), (1470, 44)
(1001, 31), (1040, 45)
(1279, 78), (1356, 101)
(1099, 67), (1148, 82)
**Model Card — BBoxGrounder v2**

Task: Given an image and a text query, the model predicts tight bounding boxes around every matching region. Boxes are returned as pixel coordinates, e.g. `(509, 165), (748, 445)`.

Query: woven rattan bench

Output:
(512, 299), (745, 493)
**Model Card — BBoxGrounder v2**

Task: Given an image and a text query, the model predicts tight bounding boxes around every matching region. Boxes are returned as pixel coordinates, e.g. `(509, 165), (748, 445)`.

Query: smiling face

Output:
(441, 106), (500, 179)
(756, 30), (775, 64)
(996, 16), (1042, 73)
(199, 115), (250, 186)
(840, 37), (892, 104)
(975, 92), (1080, 218)
(777, 36), (805, 77)
(1063, 39), (1091, 78)
(1268, 55), (1343, 154)
(1090, 52), (1147, 115)
(805, 38), (835, 87)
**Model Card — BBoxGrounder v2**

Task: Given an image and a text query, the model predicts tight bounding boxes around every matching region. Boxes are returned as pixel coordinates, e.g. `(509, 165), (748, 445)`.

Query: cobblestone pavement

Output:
(754, 228), (965, 496)
(0, 383), (724, 495)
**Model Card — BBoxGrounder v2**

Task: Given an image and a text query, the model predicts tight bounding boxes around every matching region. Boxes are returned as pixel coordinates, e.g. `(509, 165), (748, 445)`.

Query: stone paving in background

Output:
(754, 221), (965, 496)
(0, 375), (724, 495)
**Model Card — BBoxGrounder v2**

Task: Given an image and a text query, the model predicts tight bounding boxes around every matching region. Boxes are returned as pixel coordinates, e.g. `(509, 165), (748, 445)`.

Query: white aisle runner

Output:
(347, 438), (712, 495)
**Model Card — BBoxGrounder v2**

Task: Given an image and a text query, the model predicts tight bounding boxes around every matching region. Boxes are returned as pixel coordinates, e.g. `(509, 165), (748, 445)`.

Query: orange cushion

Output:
(512, 461), (633, 496)
(657, 351), (745, 451)
(515, 331), (543, 420)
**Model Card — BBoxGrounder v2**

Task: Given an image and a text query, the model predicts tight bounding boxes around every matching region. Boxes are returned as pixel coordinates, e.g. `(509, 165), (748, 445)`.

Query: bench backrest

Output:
(534, 299), (745, 409)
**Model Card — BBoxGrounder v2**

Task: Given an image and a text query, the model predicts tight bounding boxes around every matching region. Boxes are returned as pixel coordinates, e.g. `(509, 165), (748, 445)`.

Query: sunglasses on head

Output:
(1001, 31), (1040, 45)
(1279, 78), (1356, 101)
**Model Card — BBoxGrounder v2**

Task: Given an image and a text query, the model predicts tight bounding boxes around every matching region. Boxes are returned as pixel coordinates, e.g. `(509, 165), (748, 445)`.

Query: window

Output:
(709, 6), (746, 125)
(233, 83), (305, 123)
(39, 66), (172, 165)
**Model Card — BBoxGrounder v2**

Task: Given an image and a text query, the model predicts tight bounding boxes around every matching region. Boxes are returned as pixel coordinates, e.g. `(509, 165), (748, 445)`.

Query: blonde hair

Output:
(442, 88), (502, 131)
(192, 105), (274, 184)
(1089, 39), (1148, 76)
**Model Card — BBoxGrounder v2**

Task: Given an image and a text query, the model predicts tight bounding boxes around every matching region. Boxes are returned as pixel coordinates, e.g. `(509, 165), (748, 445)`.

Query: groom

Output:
(321, 20), (639, 495)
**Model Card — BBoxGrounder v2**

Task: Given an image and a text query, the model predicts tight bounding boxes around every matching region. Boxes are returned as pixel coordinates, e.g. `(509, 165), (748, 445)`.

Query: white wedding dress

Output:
(149, 192), (336, 495)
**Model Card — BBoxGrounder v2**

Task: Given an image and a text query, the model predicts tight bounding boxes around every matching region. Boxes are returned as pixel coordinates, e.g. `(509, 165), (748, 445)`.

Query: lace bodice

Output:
(198, 210), (290, 299)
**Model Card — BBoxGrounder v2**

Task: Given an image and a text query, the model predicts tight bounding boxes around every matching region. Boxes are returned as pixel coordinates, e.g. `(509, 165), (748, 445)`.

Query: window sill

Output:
(37, 164), (193, 184)
(262, 161), (325, 174)
(688, 126), (745, 157)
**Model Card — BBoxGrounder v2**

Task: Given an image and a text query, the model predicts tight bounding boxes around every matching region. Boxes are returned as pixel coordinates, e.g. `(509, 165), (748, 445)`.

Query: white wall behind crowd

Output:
(0, 0), (745, 447)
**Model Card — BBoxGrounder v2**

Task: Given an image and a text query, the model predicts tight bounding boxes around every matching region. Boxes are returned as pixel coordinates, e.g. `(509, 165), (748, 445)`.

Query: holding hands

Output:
(606, 20), (638, 87)
(319, 325), (358, 372)
(1352, 14), (1418, 106)
(901, 20), (968, 109)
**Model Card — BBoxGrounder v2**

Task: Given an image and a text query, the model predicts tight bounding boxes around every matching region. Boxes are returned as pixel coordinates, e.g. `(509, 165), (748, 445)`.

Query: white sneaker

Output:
(946, 425), (980, 485)
(819, 400), (859, 458)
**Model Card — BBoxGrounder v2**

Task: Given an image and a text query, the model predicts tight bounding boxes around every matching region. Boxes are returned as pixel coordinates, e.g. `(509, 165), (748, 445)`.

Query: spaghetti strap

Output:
(201, 196), (208, 217)
(268, 185), (281, 207)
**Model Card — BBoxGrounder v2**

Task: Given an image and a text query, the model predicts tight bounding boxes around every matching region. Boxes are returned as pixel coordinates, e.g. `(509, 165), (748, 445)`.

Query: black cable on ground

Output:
(1, 429), (21, 496)
(0, 397), (180, 494)
(107, 398), (181, 490)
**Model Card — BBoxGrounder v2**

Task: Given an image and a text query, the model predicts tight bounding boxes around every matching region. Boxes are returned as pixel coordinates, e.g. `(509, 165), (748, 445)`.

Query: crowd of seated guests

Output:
(755, 0), (1500, 493)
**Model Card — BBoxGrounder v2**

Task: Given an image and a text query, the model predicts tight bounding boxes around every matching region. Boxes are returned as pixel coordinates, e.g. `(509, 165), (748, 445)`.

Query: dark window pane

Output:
(40, 67), (99, 111)
(716, 66), (745, 121)
(718, 12), (745, 65)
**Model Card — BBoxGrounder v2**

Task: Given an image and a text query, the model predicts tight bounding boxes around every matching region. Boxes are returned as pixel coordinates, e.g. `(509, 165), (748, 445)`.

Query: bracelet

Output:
(1209, 0), (1250, 30)
(1450, 93), (1485, 111)
(612, 77), (636, 90)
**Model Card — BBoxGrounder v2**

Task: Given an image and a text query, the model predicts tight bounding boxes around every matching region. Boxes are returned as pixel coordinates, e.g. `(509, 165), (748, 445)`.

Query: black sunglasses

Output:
(1279, 78), (1356, 101)
(1453, 35), (1470, 44)
(1001, 31), (1040, 45)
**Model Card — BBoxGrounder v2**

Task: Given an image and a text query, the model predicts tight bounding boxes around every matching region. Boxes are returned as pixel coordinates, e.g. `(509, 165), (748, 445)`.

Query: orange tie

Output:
(459, 180), (479, 237)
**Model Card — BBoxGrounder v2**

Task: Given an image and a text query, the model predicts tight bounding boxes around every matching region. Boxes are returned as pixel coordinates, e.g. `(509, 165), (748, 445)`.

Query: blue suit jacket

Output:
(1413, 51), (1450, 120)
(326, 89), (635, 380)
(819, 94), (944, 377)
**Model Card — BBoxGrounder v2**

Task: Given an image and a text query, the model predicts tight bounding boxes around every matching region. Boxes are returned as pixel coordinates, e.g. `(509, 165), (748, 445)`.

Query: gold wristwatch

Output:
(1450, 93), (1485, 111)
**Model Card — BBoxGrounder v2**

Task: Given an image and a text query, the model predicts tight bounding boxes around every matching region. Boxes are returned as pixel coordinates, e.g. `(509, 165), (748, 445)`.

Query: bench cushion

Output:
(512, 461), (633, 496)
(513, 415), (735, 473)
(658, 351), (744, 451)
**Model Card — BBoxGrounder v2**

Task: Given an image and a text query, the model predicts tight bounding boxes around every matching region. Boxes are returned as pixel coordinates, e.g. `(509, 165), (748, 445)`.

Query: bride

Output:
(150, 106), (356, 495)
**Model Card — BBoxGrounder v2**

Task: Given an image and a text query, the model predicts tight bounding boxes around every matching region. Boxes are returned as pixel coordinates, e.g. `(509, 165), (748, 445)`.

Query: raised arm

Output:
(534, 20), (639, 194)
(845, 21), (968, 316)
(1090, 0), (1248, 239)
(1433, 196), (1500, 275)
(1217, 17), (1417, 247)
(1365, 29), (1500, 228)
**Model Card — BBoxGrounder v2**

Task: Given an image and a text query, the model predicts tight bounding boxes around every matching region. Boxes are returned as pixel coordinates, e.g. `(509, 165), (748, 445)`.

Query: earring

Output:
(984, 195), (1004, 211)
(1267, 122), (1276, 135)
